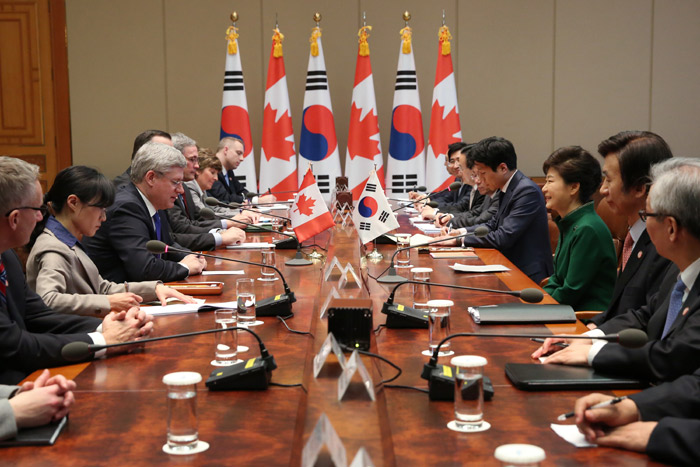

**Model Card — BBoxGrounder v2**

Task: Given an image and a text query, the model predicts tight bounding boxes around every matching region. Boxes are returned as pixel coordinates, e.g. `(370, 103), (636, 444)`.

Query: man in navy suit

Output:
(535, 158), (700, 383)
(572, 367), (700, 465)
(85, 142), (207, 283)
(437, 136), (553, 283)
(209, 137), (276, 205)
(0, 157), (153, 384)
(589, 131), (674, 327)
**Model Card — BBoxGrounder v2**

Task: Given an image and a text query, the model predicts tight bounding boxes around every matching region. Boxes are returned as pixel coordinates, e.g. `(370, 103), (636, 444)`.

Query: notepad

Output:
(450, 264), (510, 273)
(468, 303), (575, 324)
(0, 416), (67, 446)
(505, 363), (648, 391)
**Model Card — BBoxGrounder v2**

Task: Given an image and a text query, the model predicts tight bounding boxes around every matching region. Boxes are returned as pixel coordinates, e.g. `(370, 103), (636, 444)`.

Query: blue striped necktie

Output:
(0, 259), (8, 307)
(661, 278), (686, 338)
(152, 212), (162, 241)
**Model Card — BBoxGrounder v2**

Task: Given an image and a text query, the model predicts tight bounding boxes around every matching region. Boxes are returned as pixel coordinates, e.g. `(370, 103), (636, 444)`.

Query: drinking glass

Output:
(452, 355), (488, 432)
(425, 299), (453, 357)
(162, 371), (208, 454)
(411, 267), (432, 309)
(236, 278), (259, 326)
(395, 233), (412, 268)
(259, 246), (278, 281)
(212, 309), (238, 366)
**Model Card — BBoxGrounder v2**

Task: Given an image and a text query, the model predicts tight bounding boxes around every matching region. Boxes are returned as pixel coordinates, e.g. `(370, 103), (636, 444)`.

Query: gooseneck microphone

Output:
(200, 205), (310, 266)
(61, 327), (278, 390)
(376, 225), (489, 284)
(392, 181), (461, 213)
(381, 280), (543, 328)
(205, 197), (290, 224)
(420, 329), (648, 401)
(146, 240), (297, 316)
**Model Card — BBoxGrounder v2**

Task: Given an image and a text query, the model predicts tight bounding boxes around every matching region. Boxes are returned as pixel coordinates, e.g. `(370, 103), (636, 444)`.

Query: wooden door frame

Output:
(48, 0), (71, 170)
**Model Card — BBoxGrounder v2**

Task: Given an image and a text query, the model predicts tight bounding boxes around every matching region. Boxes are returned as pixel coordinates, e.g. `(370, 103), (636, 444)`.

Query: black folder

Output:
(468, 303), (576, 324)
(505, 363), (648, 391)
(0, 416), (67, 447)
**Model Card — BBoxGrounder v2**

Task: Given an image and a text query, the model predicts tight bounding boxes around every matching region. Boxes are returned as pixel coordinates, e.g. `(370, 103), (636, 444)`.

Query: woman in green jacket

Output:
(542, 146), (617, 311)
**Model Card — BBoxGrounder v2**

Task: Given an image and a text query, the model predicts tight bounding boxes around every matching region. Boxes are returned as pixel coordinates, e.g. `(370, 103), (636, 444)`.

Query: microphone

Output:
(376, 225), (489, 284)
(61, 327), (278, 390)
(146, 240), (298, 316)
(420, 329), (648, 401)
(205, 197), (291, 223)
(381, 280), (543, 328)
(245, 189), (298, 199)
(392, 181), (461, 213)
(199, 207), (310, 265)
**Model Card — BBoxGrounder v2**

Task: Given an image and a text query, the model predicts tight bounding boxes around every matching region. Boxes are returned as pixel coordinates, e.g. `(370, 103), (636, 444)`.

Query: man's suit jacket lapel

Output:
(611, 230), (651, 305)
(663, 274), (700, 339)
(182, 185), (198, 220)
(217, 172), (234, 195)
(495, 171), (520, 225)
(126, 184), (159, 241)
(2, 251), (27, 328)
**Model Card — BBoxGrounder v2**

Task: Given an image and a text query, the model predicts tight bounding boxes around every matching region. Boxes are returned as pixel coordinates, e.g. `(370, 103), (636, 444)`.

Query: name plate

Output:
(313, 332), (347, 378)
(301, 413), (347, 467)
(337, 350), (376, 402)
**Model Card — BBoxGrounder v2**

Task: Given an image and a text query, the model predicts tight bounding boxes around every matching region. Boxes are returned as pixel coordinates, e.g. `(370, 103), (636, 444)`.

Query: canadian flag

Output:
(346, 25), (385, 201)
(386, 26), (426, 196)
(219, 24), (256, 191)
(426, 25), (462, 193)
(259, 28), (298, 200)
(298, 28), (341, 203)
(290, 169), (335, 243)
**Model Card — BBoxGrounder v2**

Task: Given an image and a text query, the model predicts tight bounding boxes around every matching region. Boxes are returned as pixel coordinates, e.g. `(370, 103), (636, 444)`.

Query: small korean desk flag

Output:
(352, 171), (399, 244)
(290, 169), (335, 243)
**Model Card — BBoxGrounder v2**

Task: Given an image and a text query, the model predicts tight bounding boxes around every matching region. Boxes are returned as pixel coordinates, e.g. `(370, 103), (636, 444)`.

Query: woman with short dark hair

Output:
(27, 166), (193, 315)
(542, 147), (617, 311)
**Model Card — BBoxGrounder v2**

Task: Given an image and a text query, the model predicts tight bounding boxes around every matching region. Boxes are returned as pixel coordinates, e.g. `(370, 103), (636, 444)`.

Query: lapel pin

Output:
(683, 307), (690, 316)
(637, 251), (643, 259)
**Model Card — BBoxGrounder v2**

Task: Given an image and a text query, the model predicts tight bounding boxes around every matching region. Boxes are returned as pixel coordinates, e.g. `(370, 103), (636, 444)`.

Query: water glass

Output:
(395, 233), (412, 268)
(212, 309), (238, 366)
(236, 278), (257, 326)
(411, 267), (432, 309)
(451, 355), (487, 430)
(259, 246), (278, 281)
(427, 299), (453, 356)
(162, 371), (202, 453)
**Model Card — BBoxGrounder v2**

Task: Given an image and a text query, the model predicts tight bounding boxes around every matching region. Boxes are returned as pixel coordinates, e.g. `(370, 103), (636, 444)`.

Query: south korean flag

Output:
(352, 170), (399, 244)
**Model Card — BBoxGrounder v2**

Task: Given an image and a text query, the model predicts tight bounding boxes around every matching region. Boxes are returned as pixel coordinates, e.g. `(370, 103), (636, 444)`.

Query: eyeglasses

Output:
(157, 173), (183, 188)
(4, 205), (49, 217)
(638, 209), (665, 222)
(87, 204), (108, 214)
(185, 156), (199, 164)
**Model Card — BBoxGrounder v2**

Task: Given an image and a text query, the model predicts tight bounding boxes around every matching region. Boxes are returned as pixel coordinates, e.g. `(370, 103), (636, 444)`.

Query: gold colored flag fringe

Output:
(310, 27), (322, 57)
(272, 28), (284, 58)
(358, 25), (371, 56)
(226, 26), (239, 55)
(439, 25), (451, 55)
(400, 26), (412, 54)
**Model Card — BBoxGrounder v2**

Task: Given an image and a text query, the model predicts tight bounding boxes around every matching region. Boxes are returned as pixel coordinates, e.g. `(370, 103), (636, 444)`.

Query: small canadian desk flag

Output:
(352, 171), (399, 244)
(290, 169), (335, 243)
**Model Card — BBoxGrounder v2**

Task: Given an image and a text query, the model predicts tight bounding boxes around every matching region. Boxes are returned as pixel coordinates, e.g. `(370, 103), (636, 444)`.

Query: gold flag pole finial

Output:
(226, 11), (239, 55)
(403, 11), (411, 26)
(313, 12), (321, 25)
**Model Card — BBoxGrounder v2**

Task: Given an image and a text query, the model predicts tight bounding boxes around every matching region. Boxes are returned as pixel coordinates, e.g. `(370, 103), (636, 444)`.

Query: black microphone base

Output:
(256, 294), (294, 317)
(423, 366), (494, 401)
(273, 237), (298, 250)
(374, 234), (397, 245)
(206, 357), (271, 390)
(381, 303), (429, 329)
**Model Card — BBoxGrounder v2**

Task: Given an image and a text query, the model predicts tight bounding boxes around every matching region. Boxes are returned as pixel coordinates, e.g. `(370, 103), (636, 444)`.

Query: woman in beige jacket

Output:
(27, 166), (193, 316)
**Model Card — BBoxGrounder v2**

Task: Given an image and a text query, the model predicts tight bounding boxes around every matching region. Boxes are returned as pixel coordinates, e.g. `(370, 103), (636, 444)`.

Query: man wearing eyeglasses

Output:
(84, 142), (207, 283)
(534, 158), (700, 384)
(164, 132), (247, 251)
(0, 156), (154, 384)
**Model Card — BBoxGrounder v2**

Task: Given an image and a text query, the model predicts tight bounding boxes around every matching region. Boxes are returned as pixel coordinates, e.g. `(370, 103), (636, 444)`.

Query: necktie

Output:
(0, 259), (7, 307)
(226, 170), (234, 187)
(179, 194), (191, 218)
(621, 231), (634, 270)
(152, 212), (162, 241)
(468, 188), (476, 211)
(661, 277), (686, 338)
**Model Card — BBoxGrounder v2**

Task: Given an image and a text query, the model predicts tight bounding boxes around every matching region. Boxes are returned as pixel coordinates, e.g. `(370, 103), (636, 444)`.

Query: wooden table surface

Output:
(3, 217), (661, 466)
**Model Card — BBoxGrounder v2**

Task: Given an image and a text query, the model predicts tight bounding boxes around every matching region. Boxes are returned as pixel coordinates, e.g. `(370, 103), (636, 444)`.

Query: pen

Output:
(124, 281), (129, 293)
(557, 396), (628, 421)
(530, 337), (569, 348)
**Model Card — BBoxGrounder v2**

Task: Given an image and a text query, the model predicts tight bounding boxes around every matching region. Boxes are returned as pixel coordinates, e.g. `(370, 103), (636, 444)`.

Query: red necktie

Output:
(621, 231), (634, 270)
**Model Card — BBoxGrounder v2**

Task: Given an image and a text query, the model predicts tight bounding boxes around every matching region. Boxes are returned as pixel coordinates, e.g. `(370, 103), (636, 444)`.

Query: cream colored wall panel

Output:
(66, 0), (167, 177)
(164, 1), (262, 151)
(651, 1), (700, 158)
(554, 0), (652, 157)
(458, 0), (554, 176)
(361, 0), (457, 171)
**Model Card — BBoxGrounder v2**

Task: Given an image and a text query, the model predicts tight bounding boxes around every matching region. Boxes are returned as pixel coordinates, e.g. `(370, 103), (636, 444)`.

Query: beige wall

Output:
(66, 0), (700, 179)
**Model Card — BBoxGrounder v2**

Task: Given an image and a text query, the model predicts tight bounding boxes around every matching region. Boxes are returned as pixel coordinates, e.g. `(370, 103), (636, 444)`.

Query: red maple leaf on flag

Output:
(428, 101), (461, 159)
(262, 103), (295, 162)
(347, 103), (380, 161)
(293, 193), (315, 217)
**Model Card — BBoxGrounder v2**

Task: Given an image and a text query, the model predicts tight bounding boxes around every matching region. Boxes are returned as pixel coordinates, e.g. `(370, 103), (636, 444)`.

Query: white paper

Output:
(226, 242), (276, 250)
(550, 424), (596, 448)
(450, 263), (510, 273)
(409, 233), (437, 247)
(201, 270), (244, 275)
(143, 298), (206, 316)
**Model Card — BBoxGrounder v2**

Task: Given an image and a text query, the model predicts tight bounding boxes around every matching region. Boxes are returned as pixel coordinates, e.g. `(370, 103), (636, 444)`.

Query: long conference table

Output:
(4, 214), (662, 466)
